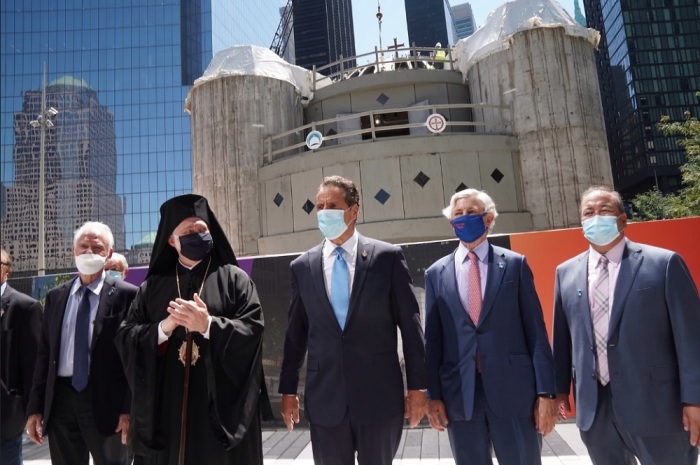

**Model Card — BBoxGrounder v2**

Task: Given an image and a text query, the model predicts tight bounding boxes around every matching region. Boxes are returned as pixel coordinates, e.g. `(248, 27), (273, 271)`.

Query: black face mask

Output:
(178, 232), (213, 261)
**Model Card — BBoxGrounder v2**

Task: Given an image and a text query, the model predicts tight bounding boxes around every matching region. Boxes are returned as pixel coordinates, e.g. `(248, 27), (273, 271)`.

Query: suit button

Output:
(591, 373), (596, 379)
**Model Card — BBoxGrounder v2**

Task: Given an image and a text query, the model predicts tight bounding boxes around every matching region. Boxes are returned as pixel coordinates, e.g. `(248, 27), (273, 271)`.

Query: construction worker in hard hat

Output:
(433, 42), (446, 69)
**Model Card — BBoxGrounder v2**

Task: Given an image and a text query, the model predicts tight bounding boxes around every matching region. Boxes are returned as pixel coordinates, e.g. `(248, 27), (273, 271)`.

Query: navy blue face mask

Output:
(451, 213), (488, 243)
(177, 231), (213, 261)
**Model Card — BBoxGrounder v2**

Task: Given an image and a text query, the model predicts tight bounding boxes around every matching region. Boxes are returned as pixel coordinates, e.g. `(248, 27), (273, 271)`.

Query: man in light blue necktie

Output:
(279, 175), (428, 465)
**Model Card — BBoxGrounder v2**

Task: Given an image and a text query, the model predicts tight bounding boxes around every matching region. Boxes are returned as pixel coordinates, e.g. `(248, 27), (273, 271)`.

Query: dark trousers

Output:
(48, 378), (129, 465)
(309, 408), (404, 465)
(447, 374), (542, 465)
(0, 432), (24, 465)
(581, 382), (698, 465)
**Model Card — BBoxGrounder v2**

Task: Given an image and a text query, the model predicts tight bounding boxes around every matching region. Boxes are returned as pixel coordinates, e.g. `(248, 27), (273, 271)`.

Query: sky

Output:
(351, 0), (580, 58)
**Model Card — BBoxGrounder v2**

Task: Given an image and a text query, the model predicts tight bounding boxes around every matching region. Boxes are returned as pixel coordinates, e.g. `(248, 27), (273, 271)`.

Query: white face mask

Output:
(75, 253), (106, 275)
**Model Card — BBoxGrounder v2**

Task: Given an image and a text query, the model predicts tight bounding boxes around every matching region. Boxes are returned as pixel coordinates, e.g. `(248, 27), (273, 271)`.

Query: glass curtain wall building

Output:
(404, 0), (456, 49)
(583, 0), (700, 197)
(451, 2), (475, 40)
(292, 0), (356, 74)
(0, 0), (281, 273)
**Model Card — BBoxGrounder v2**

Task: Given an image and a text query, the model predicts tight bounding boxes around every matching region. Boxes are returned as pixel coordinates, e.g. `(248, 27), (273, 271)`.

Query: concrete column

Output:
(468, 27), (613, 230)
(188, 75), (303, 256)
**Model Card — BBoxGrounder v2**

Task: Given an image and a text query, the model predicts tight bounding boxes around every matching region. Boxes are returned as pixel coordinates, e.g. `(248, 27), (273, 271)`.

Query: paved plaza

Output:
(21, 423), (595, 464)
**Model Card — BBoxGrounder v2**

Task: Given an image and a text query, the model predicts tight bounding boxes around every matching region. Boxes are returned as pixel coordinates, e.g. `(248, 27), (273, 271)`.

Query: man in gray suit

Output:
(553, 185), (700, 465)
(279, 175), (428, 465)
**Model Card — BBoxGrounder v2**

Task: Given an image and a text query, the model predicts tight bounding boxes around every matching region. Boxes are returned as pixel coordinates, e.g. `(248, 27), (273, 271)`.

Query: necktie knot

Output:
(468, 251), (478, 264)
(335, 246), (345, 261)
(598, 255), (609, 268)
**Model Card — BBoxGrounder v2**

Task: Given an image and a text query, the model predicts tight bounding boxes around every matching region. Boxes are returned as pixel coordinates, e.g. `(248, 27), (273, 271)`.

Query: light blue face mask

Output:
(106, 270), (122, 280)
(582, 215), (621, 246)
(317, 208), (349, 240)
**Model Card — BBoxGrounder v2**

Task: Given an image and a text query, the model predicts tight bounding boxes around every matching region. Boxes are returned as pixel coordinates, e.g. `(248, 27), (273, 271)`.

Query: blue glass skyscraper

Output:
(0, 0), (281, 272)
(583, 0), (700, 197)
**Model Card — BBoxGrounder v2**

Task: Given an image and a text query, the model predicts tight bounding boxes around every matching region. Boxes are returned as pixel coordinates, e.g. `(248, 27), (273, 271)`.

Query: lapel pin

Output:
(361, 250), (368, 259)
(498, 262), (504, 269)
(108, 287), (115, 296)
(577, 289), (582, 297)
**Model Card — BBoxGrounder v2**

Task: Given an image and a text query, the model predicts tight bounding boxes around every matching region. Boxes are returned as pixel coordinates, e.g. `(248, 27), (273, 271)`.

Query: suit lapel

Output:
(307, 244), (338, 327)
(346, 235), (373, 327)
(439, 251), (470, 325)
(479, 245), (506, 326)
(52, 278), (77, 354)
(91, 277), (115, 351)
(574, 252), (595, 347)
(608, 241), (643, 336)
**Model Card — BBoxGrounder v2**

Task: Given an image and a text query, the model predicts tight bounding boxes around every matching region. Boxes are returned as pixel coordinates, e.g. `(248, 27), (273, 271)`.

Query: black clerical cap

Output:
(147, 194), (237, 277)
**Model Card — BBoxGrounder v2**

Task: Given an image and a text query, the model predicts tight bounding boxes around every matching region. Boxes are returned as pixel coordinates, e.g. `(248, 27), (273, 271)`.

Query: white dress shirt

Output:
(323, 230), (359, 300)
(57, 273), (105, 377)
(455, 239), (489, 313)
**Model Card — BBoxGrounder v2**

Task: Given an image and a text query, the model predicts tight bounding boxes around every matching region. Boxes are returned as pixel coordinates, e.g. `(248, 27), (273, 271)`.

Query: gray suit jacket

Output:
(279, 235), (428, 427)
(553, 239), (700, 435)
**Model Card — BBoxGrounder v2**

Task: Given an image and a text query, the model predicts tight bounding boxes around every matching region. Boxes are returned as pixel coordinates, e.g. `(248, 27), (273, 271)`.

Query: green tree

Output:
(632, 92), (700, 219)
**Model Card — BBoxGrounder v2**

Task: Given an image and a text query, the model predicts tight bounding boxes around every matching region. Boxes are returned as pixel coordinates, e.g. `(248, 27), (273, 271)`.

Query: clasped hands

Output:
(162, 293), (209, 334)
(280, 390), (428, 432)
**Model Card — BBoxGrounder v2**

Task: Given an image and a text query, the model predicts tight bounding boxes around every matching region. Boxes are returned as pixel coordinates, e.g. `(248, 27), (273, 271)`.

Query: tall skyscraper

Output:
(405, 0), (456, 49)
(573, 0), (586, 27)
(583, 0), (700, 197)
(0, 0), (280, 273)
(451, 2), (476, 40)
(292, 0), (356, 74)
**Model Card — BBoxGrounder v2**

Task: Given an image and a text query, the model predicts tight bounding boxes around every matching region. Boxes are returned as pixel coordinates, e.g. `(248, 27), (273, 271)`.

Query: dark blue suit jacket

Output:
(425, 243), (555, 421)
(1, 285), (43, 441)
(553, 239), (700, 436)
(279, 235), (428, 427)
(27, 275), (137, 436)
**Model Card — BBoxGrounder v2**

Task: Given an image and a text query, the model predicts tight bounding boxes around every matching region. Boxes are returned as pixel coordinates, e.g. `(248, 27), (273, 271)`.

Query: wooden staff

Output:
(178, 332), (193, 465)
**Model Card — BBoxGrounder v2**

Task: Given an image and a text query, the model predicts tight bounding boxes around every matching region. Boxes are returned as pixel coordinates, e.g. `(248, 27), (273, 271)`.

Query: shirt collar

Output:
(71, 271), (106, 297)
(0, 282), (6, 296)
(589, 237), (626, 266)
(456, 238), (490, 264)
(323, 229), (359, 258)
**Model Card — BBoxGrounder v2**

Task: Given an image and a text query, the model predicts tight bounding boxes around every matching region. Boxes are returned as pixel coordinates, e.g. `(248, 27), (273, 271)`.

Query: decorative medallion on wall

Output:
(376, 93), (390, 105)
(374, 189), (391, 205)
(413, 171), (430, 188)
(456, 182), (468, 192)
(273, 193), (284, 207)
(491, 169), (504, 183)
(302, 199), (315, 214)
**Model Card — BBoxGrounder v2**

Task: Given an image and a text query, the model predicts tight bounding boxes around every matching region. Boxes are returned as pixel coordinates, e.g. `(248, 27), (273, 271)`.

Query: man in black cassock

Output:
(115, 194), (271, 465)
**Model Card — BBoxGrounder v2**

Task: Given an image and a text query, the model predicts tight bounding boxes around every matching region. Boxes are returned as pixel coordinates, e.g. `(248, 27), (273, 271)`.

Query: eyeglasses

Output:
(0, 262), (9, 267)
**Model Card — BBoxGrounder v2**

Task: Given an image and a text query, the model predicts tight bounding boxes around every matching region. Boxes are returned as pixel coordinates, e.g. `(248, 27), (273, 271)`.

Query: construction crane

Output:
(270, 0), (294, 57)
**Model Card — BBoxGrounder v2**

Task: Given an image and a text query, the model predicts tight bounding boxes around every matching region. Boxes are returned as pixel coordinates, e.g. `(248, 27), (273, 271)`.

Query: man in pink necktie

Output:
(424, 188), (558, 465)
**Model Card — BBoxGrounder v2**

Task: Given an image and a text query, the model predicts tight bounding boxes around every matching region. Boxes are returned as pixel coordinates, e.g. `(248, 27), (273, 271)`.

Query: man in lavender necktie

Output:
(553, 185), (700, 465)
(424, 188), (558, 465)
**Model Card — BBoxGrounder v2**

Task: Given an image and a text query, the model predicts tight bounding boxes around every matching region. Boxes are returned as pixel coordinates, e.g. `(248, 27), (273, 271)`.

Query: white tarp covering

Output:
(454, 0), (600, 75)
(185, 45), (324, 111)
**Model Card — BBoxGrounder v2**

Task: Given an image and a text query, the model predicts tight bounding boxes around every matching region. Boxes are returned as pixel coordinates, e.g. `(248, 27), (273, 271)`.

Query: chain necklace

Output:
(175, 256), (211, 366)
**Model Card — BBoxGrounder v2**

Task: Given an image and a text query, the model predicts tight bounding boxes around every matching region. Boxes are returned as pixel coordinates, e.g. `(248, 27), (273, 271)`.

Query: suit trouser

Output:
(0, 432), (24, 465)
(47, 377), (129, 465)
(580, 382), (698, 465)
(447, 373), (542, 465)
(309, 407), (404, 465)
